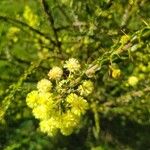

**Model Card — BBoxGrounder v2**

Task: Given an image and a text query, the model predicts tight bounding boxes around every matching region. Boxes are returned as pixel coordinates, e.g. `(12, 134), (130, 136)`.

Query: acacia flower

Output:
(48, 66), (63, 80)
(78, 80), (94, 96)
(128, 76), (138, 86)
(26, 90), (39, 108)
(64, 58), (81, 72)
(60, 112), (80, 135)
(66, 93), (89, 116)
(32, 104), (50, 120)
(40, 118), (58, 136)
(37, 79), (52, 92)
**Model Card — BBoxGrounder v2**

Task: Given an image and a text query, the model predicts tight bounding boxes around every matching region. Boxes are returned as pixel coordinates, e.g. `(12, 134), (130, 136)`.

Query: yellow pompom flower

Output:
(26, 90), (39, 108)
(32, 104), (50, 120)
(37, 79), (52, 92)
(64, 58), (81, 72)
(40, 118), (58, 136)
(37, 92), (54, 106)
(48, 66), (63, 80)
(59, 112), (80, 135)
(112, 68), (121, 78)
(62, 112), (79, 127)
(128, 76), (139, 86)
(78, 80), (94, 96)
(66, 93), (89, 116)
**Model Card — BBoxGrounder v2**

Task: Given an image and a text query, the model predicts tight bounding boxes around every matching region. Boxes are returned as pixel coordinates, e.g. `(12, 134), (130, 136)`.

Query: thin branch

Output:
(0, 15), (56, 45)
(41, 0), (61, 49)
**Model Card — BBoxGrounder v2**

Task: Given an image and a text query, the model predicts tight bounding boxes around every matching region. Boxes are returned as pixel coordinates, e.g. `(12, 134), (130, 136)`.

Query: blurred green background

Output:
(0, 0), (150, 149)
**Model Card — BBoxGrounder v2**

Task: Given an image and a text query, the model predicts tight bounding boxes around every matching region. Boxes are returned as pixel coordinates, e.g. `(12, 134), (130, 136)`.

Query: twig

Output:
(41, 0), (61, 49)
(0, 15), (56, 45)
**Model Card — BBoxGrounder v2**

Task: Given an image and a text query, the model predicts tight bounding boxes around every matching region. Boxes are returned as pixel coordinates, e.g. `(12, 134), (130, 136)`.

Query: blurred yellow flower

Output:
(26, 90), (39, 108)
(48, 66), (63, 80)
(128, 76), (138, 86)
(112, 69), (121, 78)
(23, 5), (38, 27)
(78, 80), (94, 96)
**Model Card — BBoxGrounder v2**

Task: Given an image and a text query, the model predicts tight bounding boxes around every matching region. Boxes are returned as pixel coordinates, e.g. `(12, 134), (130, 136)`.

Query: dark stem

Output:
(0, 15), (56, 45)
(41, 0), (61, 50)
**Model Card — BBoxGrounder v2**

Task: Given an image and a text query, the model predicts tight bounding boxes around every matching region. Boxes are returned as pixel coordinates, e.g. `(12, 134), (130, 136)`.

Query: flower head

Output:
(40, 118), (58, 136)
(48, 66), (63, 80)
(128, 76), (138, 86)
(66, 93), (89, 116)
(37, 92), (54, 106)
(37, 79), (52, 92)
(60, 112), (80, 135)
(26, 90), (39, 108)
(32, 104), (50, 120)
(78, 80), (94, 96)
(64, 58), (80, 72)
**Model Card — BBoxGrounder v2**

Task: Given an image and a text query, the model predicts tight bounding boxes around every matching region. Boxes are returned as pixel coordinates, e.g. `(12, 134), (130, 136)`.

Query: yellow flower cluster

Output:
(23, 5), (38, 27)
(26, 58), (94, 136)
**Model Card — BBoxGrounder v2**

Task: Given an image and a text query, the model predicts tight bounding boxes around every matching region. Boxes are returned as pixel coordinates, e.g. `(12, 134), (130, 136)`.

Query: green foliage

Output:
(0, 0), (150, 149)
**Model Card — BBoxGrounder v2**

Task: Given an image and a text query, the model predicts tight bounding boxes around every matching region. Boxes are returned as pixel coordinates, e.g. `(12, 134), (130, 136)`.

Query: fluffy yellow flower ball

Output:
(66, 93), (89, 116)
(48, 66), (63, 80)
(26, 90), (39, 108)
(78, 80), (94, 96)
(37, 92), (54, 106)
(32, 104), (51, 120)
(40, 118), (58, 136)
(128, 76), (139, 86)
(37, 79), (52, 92)
(60, 112), (79, 135)
(64, 58), (81, 72)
